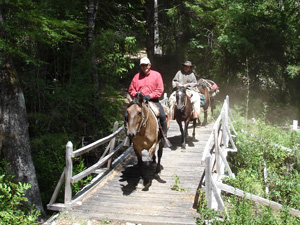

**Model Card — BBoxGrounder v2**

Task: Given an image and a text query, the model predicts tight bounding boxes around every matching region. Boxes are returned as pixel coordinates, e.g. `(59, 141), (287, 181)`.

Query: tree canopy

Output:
(0, 0), (300, 220)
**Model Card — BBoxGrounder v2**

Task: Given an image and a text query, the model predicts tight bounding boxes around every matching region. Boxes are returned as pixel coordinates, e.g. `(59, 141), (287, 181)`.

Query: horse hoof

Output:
(143, 179), (151, 191)
(156, 168), (161, 174)
(154, 174), (166, 183)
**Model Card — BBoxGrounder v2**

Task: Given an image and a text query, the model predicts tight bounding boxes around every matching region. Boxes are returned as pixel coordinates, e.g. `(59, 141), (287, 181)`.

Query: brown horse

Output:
(125, 93), (163, 179)
(197, 79), (215, 126)
(174, 86), (196, 149)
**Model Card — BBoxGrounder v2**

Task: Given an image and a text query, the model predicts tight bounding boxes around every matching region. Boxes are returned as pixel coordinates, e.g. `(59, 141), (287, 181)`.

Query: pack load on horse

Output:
(123, 57), (171, 186)
(173, 86), (197, 149)
(199, 78), (219, 97)
(168, 61), (202, 121)
(197, 78), (219, 125)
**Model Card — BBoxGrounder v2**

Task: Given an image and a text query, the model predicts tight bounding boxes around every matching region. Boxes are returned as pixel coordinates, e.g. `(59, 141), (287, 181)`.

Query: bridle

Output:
(127, 100), (150, 133)
(176, 89), (188, 112)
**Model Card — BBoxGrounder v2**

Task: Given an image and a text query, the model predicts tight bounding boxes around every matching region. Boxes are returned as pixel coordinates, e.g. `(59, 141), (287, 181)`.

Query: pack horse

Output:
(197, 79), (219, 125)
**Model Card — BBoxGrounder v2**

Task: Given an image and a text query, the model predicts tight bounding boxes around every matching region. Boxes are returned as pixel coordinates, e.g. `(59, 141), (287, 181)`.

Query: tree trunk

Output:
(154, 0), (162, 56)
(0, 7), (45, 220)
(145, 0), (154, 64)
(0, 62), (46, 219)
(87, 0), (100, 98)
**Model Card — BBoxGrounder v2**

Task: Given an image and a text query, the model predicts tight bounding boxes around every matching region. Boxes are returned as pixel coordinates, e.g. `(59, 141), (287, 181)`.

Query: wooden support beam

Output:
(216, 182), (300, 217)
(107, 121), (118, 169)
(205, 155), (213, 209)
(48, 168), (66, 206)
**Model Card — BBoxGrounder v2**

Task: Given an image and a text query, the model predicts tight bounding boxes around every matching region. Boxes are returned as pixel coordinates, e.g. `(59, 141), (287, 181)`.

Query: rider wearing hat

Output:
(128, 57), (169, 140)
(169, 61), (201, 119)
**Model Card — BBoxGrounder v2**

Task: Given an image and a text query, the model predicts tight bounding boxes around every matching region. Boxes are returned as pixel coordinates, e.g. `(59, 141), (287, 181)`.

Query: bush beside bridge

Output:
(197, 106), (300, 224)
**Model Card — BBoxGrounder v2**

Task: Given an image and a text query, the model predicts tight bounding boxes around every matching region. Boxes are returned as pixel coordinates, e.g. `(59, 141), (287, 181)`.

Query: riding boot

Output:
(161, 120), (168, 136)
(161, 120), (172, 148)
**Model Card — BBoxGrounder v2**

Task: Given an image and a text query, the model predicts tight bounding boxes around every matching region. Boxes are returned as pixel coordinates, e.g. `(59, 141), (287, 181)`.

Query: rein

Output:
(136, 101), (150, 133)
(180, 95), (187, 111)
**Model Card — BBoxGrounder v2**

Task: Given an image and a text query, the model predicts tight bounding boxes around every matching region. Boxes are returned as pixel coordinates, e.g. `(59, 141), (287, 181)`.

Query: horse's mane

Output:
(174, 86), (187, 93)
(127, 97), (142, 108)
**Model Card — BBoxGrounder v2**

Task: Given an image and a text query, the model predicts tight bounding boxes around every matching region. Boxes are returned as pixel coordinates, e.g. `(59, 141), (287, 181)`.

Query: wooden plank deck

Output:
(57, 120), (213, 225)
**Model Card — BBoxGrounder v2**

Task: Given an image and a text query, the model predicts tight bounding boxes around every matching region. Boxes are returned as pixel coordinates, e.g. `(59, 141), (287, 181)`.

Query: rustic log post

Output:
(222, 99), (229, 148)
(214, 128), (221, 177)
(205, 155), (212, 209)
(65, 141), (73, 206)
(107, 121), (118, 169)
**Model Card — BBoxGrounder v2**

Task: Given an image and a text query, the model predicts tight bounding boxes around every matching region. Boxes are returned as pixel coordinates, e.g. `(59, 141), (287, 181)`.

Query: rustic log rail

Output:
(47, 121), (131, 211)
(200, 95), (300, 217)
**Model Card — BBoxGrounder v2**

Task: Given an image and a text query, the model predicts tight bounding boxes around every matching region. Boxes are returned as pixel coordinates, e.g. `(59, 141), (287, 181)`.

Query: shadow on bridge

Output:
(167, 135), (199, 150)
(119, 160), (167, 195)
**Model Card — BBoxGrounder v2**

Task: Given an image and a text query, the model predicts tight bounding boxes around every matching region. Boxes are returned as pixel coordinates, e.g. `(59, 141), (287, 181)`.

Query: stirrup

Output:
(162, 137), (172, 148)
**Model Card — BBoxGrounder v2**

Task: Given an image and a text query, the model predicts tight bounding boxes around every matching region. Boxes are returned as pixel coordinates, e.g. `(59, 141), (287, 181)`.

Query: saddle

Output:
(149, 101), (160, 117)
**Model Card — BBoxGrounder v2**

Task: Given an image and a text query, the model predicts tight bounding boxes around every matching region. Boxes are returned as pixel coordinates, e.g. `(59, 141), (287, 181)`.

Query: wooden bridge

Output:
(46, 117), (214, 225)
(45, 96), (300, 224)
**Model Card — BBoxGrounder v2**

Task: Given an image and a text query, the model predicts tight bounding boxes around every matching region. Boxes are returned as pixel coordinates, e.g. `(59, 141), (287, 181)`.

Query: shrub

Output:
(0, 165), (40, 224)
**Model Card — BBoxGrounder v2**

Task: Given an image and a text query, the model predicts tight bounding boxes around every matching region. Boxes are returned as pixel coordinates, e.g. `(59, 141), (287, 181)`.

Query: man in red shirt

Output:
(128, 57), (169, 141)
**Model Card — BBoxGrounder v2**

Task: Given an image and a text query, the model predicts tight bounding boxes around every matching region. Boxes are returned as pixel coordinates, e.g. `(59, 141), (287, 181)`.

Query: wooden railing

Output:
(199, 95), (300, 217)
(47, 121), (132, 211)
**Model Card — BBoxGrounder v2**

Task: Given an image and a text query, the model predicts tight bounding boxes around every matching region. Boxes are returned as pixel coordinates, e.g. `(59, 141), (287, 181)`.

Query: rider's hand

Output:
(136, 92), (143, 97)
(144, 95), (151, 101)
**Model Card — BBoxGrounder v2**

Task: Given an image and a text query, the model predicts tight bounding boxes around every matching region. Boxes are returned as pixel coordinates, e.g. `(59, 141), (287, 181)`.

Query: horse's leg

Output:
(156, 142), (163, 174)
(210, 97), (214, 120)
(182, 120), (189, 149)
(134, 149), (143, 168)
(202, 109), (208, 126)
(192, 119), (196, 138)
(177, 120), (185, 148)
(152, 154), (156, 164)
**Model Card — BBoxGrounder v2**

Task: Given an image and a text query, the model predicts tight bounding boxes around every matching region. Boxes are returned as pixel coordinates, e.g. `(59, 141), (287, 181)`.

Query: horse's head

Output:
(175, 86), (188, 112)
(125, 96), (145, 139)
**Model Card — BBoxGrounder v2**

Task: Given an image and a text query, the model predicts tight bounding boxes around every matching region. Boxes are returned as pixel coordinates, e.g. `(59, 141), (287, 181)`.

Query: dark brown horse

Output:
(197, 79), (216, 126)
(174, 86), (196, 149)
(125, 93), (163, 180)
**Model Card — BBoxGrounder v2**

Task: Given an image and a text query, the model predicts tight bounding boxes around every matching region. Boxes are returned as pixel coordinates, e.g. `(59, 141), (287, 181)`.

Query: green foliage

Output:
(197, 187), (300, 224)
(161, 0), (300, 93)
(196, 189), (218, 224)
(94, 29), (136, 82)
(229, 111), (300, 207)
(0, 0), (84, 64)
(71, 158), (93, 195)
(30, 133), (68, 206)
(197, 106), (300, 224)
(0, 165), (40, 224)
(171, 174), (187, 192)
(286, 65), (300, 79)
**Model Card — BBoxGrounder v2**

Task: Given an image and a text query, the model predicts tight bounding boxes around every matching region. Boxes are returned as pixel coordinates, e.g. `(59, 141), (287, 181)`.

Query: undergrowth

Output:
(0, 162), (40, 224)
(196, 106), (300, 224)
